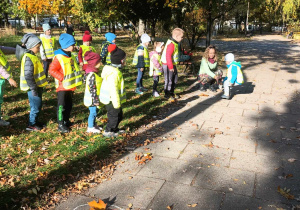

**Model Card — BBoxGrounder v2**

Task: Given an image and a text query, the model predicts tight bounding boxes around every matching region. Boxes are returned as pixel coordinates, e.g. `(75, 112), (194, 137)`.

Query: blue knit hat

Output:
(42, 24), (51, 32)
(59, 33), (76, 49)
(105, 32), (116, 43)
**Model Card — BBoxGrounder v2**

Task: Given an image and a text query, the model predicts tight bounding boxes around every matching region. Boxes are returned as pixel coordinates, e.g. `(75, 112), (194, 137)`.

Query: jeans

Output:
(105, 103), (123, 132)
(153, 76), (159, 92)
(0, 79), (5, 117)
(27, 87), (43, 126)
(42, 59), (52, 77)
(163, 65), (178, 95)
(88, 106), (98, 128)
(136, 68), (144, 88)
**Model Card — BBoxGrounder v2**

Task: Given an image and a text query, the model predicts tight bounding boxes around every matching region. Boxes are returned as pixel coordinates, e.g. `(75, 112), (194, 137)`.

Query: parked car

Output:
(39, 18), (59, 28)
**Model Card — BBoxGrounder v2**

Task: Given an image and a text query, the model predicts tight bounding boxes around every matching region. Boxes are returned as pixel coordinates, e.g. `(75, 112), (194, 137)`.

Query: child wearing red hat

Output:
(83, 51), (103, 133)
(78, 31), (96, 71)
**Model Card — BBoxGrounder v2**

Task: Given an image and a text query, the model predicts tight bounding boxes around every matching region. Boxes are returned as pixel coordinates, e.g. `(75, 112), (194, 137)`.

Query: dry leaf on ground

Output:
(88, 199), (107, 210)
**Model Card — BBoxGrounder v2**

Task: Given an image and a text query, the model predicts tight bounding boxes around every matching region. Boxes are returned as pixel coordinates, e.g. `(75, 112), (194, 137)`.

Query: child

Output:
(222, 53), (244, 100)
(161, 28), (184, 99)
(49, 33), (83, 133)
(100, 44), (126, 138)
(100, 32), (116, 65)
(198, 45), (222, 92)
(78, 31), (96, 71)
(149, 42), (164, 97)
(19, 34), (48, 131)
(132, 33), (151, 95)
(40, 23), (56, 77)
(83, 51), (102, 133)
(0, 49), (17, 126)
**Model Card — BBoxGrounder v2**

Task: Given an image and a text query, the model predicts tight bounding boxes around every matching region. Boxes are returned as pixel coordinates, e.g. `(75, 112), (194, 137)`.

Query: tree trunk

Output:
(206, 0), (212, 47)
(112, 22), (116, 34)
(150, 20), (156, 41)
(138, 19), (145, 36)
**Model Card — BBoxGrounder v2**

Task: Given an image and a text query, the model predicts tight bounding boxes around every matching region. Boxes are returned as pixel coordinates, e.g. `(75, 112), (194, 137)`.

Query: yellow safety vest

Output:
(20, 53), (48, 91)
(54, 54), (83, 89)
(0, 49), (10, 79)
(100, 65), (126, 107)
(161, 39), (179, 65)
(149, 53), (162, 76)
(40, 36), (55, 58)
(101, 41), (111, 64)
(132, 44), (150, 67)
(80, 45), (96, 64)
(84, 72), (103, 107)
(227, 63), (244, 84)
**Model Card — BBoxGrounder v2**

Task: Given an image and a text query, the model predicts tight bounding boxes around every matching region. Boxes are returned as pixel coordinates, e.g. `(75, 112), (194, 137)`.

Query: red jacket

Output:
(49, 56), (76, 92)
(162, 42), (175, 70)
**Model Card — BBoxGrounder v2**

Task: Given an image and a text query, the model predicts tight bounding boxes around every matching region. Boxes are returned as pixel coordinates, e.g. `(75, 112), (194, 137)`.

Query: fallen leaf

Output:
(199, 93), (209, 97)
(288, 158), (297, 163)
(27, 148), (34, 155)
(167, 204), (174, 210)
(88, 199), (107, 210)
(128, 203), (133, 208)
(277, 186), (294, 200)
(187, 203), (198, 207)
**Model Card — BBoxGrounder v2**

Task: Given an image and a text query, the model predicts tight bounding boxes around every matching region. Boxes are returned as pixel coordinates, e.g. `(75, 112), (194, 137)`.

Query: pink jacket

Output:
(0, 65), (10, 80)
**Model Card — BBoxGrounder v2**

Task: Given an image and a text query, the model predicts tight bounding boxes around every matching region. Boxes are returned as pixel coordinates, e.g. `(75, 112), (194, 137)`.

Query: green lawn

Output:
(0, 34), (198, 209)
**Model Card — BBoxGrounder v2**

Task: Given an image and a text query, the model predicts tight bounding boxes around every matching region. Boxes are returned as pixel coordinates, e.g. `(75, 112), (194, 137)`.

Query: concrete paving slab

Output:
(200, 120), (242, 137)
(56, 194), (93, 210)
(178, 143), (232, 167)
(193, 165), (255, 196)
(137, 156), (200, 185)
(220, 115), (258, 127)
(148, 181), (223, 210)
(212, 135), (256, 153)
(230, 151), (282, 174)
(113, 153), (146, 176)
(87, 174), (165, 209)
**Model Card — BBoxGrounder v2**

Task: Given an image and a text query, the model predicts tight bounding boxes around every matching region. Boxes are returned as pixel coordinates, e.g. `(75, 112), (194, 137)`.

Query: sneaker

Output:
(209, 85), (217, 92)
(58, 124), (69, 133)
(199, 84), (206, 92)
(116, 129), (125, 134)
(170, 94), (180, 99)
(36, 122), (46, 128)
(86, 127), (101, 133)
(26, 124), (42, 131)
(221, 94), (230, 100)
(94, 124), (103, 130)
(0, 119), (10, 126)
(153, 91), (160, 97)
(141, 87), (148, 92)
(103, 131), (118, 138)
(135, 88), (144, 95)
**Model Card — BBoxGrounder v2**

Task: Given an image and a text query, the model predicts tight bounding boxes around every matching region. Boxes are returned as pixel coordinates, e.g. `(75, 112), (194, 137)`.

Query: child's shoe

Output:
(135, 88), (144, 95)
(86, 127), (101, 133)
(64, 121), (73, 127)
(209, 84), (217, 92)
(141, 87), (148, 92)
(221, 94), (230, 100)
(103, 131), (118, 138)
(26, 124), (42, 131)
(153, 91), (160, 97)
(94, 124), (103, 131)
(0, 119), (10, 126)
(199, 83), (206, 92)
(58, 124), (69, 133)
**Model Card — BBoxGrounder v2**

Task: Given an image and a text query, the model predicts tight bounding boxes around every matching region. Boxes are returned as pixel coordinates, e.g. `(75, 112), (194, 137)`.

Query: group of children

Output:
(0, 24), (243, 136)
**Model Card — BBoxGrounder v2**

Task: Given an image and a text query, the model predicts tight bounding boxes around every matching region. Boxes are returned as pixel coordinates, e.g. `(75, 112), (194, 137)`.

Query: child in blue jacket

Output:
(222, 53), (244, 99)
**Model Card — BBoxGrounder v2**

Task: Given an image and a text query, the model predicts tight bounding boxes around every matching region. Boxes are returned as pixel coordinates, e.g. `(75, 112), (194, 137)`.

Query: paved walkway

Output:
(56, 35), (300, 210)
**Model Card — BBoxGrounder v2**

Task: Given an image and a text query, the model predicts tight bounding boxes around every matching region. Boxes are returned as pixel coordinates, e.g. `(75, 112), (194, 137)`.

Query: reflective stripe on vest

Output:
(54, 54), (82, 89)
(132, 44), (150, 67)
(0, 49), (10, 79)
(161, 39), (179, 65)
(40, 36), (55, 58)
(20, 53), (48, 91)
(80, 45), (96, 64)
(84, 72), (102, 107)
(100, 65), (126, 105)
(149, 53), (162, 76)
(106, 52), (111, 64)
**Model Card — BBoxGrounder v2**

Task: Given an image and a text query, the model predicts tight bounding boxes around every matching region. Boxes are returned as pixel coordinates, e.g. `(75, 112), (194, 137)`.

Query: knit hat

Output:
(225, 53), (235, 62)
(83, 31), (92, 42)
(105, 32), (116, 43)
(108, 44), (126, 65)
(85, 51), (101, 66)
(42, 23), (51, 31)
(59, 33), (76, 49)
(141, 34), (151, 44)
(21, 33), (41, 49)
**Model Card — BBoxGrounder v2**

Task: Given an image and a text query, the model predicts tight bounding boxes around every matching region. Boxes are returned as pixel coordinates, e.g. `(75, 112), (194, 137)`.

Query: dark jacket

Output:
(24, 50), (39, 95)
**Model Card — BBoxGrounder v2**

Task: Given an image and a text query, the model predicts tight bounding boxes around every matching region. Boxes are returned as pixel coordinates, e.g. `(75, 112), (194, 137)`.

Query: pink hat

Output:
(83, 31), (92, 42)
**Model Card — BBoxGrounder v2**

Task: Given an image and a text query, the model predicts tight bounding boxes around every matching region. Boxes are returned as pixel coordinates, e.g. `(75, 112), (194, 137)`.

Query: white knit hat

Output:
(225, 53), (234, 62)
(141, 34), (151, 44)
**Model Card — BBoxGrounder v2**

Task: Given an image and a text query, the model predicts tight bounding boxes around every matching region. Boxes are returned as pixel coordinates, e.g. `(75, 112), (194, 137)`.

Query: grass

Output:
(0, 34), (198, 209)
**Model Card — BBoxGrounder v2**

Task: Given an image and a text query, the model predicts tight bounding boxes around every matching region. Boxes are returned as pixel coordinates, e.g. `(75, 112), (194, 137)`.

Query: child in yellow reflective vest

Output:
(19, 34), (48, 131)
(132, 33), (151, 95)
(100, 44), (126, 138)
(0, 48), (17, 126)
(78, 31), (96, 71)
(83, 51), (103, 133)
(222, 53), (244, 100)
(40, 24), (56, 77)
(149, 42), (164, 97)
